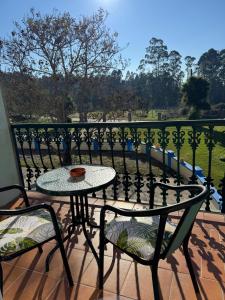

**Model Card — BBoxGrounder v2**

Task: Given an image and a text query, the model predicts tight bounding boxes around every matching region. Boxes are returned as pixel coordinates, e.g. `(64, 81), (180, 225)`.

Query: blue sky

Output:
(1, 0), (225, 72)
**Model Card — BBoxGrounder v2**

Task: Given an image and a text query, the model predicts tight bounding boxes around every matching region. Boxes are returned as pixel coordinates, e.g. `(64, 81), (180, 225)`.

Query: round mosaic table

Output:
(36, 165), (116, 196)
(36, 164), (116, 264)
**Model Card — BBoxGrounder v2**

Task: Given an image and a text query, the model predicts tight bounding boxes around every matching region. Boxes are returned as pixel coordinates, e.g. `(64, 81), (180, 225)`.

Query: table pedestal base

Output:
(45, 194), (100, 272)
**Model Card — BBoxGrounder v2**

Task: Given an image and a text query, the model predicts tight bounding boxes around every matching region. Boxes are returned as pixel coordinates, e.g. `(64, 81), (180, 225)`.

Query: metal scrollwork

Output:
(188, 127), (202, 184)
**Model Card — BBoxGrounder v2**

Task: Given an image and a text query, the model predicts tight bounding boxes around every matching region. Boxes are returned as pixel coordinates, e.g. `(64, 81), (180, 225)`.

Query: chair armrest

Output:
(0, 204), (61, 237)
(100, 204), (165, 221)
(0, 184), (29, 207)
(0, 203), (53, 216)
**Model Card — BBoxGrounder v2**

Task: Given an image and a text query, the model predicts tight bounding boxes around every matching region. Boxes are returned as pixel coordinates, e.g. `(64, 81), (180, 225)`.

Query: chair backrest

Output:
(160, 186), (208, 258)
(164, 200), (204, 257)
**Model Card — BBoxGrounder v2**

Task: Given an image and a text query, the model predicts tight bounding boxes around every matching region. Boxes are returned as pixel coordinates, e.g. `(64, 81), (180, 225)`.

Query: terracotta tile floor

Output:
(2, 192), (225, 300)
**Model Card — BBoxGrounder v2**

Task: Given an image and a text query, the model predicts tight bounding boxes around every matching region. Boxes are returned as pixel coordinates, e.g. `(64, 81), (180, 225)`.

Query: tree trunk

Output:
(79, 112), (83, 122)
(102, 112), (107, 122)
(83, 112), (88, 122)
(128, 111), (132, 122)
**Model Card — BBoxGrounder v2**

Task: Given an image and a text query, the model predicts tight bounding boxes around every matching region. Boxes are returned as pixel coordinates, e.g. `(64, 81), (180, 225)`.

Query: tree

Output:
(184, 56), (196, 78)
(1, 8), (126, 121)
(181, 76), (210, 119)
(0, 72), (49, 120)
(198, 48), (225, 104)
(94, 70), (124, 121)
(137, 37), (182, 109)
(168, 50), (183, 84)
(139, 37), (168, 76)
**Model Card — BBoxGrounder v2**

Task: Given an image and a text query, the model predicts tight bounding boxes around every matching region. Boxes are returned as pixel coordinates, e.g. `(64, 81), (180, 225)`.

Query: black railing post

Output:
(62, 128), (72, 166)
(172, 126), (185, 202)
(219, 174), (225, 213)
(188, 127), (201, 184)
(158, 127), (170, 206)
(204, 125), (216, 211)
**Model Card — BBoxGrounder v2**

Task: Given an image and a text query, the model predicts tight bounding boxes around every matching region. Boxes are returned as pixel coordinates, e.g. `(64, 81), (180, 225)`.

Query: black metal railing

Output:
(11, 120), (225, 212)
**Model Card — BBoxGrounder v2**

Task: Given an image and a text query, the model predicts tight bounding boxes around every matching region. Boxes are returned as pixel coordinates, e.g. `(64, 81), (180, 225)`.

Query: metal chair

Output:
(98, 183), (208, 300)
(0, 185), (73, 294)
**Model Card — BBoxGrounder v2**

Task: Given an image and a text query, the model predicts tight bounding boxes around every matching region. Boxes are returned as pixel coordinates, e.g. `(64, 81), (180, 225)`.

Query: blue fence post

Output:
(93, 138), (99, 151)
(167, 150), (175, 168)
(34, 139), (39, 153)
(127, 139), (133, 151)
(195, 166), (203, 177)
(63, 140), (67, 152)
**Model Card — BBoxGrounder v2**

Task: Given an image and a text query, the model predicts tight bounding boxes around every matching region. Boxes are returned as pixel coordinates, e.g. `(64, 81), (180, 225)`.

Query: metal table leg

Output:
(84, 195), (100, 229)
(80, 195), (99, 264)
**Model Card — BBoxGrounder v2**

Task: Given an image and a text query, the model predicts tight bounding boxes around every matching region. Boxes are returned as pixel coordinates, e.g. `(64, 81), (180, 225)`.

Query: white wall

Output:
(0, 89), (21, 206)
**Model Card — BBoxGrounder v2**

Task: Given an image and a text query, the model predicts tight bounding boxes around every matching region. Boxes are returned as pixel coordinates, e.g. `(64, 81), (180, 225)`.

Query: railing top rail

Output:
(11, 119), (225, 129)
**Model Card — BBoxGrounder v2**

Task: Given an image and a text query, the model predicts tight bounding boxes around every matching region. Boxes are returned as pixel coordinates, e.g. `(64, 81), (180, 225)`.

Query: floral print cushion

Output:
(0, 209), (60, 256)
(105, 215), (176, 260)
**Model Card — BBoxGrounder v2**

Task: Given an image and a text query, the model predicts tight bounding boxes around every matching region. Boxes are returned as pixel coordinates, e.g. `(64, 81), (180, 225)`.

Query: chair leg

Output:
(0, 262), (3, 295)
(98, 235), (105, 289)
(57, 238), (74, 287)
(183, 244), (200, 294)
(38, 246), (43, 254)
(151, 265), (160, 300)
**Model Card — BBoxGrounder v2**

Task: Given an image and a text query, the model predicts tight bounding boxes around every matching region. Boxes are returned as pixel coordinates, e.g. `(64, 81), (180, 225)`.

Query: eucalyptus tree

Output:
(184, 56), (196, 78)
(139, 37), (168, 76)
(168, 50), (184, 84)
(138, 37), (183, 108)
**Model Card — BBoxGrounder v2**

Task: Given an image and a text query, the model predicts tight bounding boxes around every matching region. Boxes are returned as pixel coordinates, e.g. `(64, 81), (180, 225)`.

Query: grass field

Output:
(165, 127), (225, 187)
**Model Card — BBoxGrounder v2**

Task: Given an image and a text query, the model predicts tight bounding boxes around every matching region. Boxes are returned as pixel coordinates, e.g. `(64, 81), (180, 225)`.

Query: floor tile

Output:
(4, 269), (58, 300)
(8, 244), (93, 282)
(2, 263), (27, 292)
(81, 256), (132, 294)
(169, 272), (198, 300)
(204, 213), (224, 223)
(46, 280), (96, 300)
(159, 248), (202, 276)
(93, 200), (116, 212)
(199, 277), (224, 300)
(47, 280), (133, 300)
(201, 249), (225, 283)
(120, 263), (173, 300)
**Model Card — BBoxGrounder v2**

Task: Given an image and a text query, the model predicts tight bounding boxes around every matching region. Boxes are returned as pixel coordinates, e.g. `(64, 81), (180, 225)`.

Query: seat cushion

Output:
(0, 209), (60, 256)
(105, 215), (176, 260)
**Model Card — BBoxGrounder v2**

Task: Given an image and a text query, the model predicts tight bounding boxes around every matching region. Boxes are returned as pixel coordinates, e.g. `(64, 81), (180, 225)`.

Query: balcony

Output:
(1, 106), (225, 299)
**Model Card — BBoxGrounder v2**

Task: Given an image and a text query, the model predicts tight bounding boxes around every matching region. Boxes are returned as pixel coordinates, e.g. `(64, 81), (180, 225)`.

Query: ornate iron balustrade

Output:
(11, 120), (225, 212)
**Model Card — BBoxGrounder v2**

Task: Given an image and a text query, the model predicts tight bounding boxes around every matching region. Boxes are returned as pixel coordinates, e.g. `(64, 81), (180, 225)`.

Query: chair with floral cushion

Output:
(0, 184), (73, 293)
(98, 183), (208, 300)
